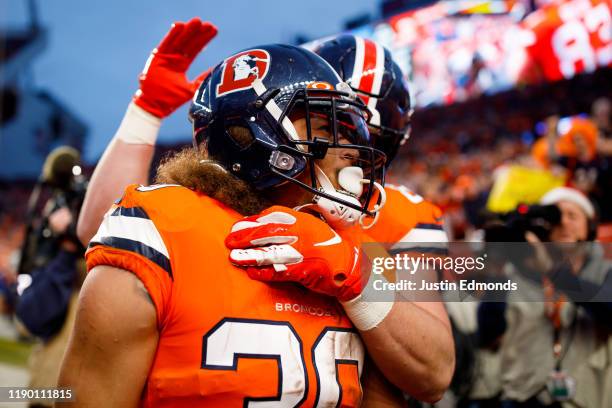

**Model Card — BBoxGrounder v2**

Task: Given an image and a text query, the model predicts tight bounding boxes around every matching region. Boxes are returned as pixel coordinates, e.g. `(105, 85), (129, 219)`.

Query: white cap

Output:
(540, 187), (595, 219)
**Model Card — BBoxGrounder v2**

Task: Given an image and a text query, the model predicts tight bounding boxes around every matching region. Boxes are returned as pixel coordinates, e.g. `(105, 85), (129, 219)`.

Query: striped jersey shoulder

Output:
(384, 184), (447, 254)
(87, 183), (238, 280)
(385, 184), (444, 225)
(88, 183), (195, 280)
(89, 201), (173, 279)
(390, 221), (448, 255)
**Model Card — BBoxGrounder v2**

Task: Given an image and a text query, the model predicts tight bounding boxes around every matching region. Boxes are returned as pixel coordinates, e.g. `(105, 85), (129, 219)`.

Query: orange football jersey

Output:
(366, 184), (447, 252)
(86, 184), (365, 407)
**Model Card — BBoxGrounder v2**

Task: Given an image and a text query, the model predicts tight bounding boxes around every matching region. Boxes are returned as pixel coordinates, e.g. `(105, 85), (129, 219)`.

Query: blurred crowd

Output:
(389, 68), (612, 240)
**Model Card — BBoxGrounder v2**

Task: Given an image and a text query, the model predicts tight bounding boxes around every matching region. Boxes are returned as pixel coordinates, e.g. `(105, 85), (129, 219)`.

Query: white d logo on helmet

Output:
(217, 49), (271, 97)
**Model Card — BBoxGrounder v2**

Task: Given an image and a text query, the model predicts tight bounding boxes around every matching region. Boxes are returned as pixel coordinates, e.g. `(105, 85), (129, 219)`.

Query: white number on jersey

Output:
(202, 319), (364, 407)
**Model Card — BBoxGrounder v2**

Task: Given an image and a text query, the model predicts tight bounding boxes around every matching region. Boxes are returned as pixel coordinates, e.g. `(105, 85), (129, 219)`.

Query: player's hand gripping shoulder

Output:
(225, 206), (367, 301)
(133, 17), (217, 119)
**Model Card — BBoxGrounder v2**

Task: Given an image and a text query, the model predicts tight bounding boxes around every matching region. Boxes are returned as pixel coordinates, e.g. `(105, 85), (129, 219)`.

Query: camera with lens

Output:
(17, 147), (88, 277)
(483, 204), (562, 243)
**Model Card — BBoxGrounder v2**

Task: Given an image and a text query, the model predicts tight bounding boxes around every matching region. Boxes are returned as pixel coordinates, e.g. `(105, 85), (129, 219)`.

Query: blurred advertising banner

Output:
(321, 0), (611, 107)
(520, 0), (611, 83)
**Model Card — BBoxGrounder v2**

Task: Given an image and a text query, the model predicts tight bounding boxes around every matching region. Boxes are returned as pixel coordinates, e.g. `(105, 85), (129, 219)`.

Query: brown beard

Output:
(154, 147), (269, 216)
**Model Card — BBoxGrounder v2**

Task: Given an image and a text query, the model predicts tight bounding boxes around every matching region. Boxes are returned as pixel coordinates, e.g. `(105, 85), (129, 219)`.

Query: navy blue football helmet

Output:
(189, 44), (386, 216)
(307, 35), (412, 166)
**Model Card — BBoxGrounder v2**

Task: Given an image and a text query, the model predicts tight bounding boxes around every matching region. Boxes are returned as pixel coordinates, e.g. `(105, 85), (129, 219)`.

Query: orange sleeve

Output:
(377, 186), (447, 244)
(86, 246), (172, 328)
(85, 185), (174, 328)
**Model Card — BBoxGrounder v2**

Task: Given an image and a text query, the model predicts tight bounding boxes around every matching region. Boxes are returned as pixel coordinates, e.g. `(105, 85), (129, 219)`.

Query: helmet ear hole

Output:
(227, 125), (255, 149)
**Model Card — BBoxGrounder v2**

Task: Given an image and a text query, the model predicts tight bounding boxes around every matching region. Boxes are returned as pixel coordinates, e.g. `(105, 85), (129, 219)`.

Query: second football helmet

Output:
(307, 35), (412, 165)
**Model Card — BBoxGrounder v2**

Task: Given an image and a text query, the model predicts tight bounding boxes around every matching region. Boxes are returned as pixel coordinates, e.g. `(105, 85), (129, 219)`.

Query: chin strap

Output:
(310, 165), (386, 230)
(359, 179), (386, 230)
(313, 165), (362, 230)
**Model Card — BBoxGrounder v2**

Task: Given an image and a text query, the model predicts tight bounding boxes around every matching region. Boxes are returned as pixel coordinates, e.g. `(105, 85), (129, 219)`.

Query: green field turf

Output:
(0, 337), (31, 367)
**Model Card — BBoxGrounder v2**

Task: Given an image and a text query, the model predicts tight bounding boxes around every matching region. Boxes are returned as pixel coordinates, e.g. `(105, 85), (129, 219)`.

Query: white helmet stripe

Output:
(369, 41), (386, 97)
(350, 36), (366, 93)
(252, 78), (300, 141)
(367, 41), (386, 127)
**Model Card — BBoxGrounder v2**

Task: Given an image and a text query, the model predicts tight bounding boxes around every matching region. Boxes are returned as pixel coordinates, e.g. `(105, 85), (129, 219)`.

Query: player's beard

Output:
(155, 147), (269, 216)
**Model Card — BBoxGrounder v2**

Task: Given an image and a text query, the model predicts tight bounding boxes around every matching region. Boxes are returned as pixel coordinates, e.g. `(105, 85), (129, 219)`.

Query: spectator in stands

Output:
(478, 187), (611, 408)
(591, 97), (612, 222)
(592, 97), (611, 141)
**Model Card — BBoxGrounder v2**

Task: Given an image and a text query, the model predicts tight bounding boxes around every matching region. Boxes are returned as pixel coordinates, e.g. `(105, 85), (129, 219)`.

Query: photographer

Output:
(13, 146), (86, 408)
(16, 206), (82, 339)
(479, 187), (611, 408)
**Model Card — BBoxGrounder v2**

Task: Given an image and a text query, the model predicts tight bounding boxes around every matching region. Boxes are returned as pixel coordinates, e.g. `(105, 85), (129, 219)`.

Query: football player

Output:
(232, 34), (454, 403)
(306, 35), (449, 262)
(69, 20), (454, 405)
(305, 35), (447, 249)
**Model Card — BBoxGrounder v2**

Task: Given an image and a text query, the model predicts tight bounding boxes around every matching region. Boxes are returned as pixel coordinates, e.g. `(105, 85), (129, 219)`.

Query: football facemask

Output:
(271, 87), (387, 229)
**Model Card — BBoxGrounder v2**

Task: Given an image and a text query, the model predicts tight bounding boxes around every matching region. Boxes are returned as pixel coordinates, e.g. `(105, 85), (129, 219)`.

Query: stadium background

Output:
(0, 0), (610, 405)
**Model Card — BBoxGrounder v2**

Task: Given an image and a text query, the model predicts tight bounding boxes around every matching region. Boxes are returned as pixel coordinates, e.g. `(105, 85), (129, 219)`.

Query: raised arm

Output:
(77, 138), (155, 246)
(77, 18), (217, 245)
(57, 265), (158, 407)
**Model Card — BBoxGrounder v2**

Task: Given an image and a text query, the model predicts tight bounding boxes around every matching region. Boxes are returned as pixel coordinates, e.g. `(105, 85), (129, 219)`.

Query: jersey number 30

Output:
(201, 318), (364, 407)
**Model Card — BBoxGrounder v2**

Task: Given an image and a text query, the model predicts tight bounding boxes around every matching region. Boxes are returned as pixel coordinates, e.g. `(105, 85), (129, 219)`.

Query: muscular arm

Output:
(351, 241), (454, 402)
(77, 137), (154, 245)
(361, 356), (406, 407)
(77, 18), (216, 246)
(57, 265), (158, 407)
(359, 299), (454, 403)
